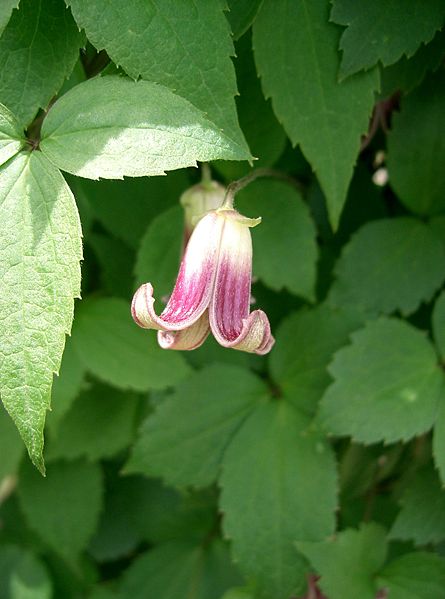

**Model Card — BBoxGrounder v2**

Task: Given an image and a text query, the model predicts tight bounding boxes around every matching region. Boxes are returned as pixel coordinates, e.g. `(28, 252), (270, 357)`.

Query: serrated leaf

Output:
(76, 169), (188, 250)
(120, 540), (241, 599)
(47, 335), (85, 435)
(0, 0), (19, 35)
(214, 33), (286, 180)
(0, 103), (24, 166)
(432, 291), (445, 361)
(66, 0), (249, 153)
(0, 546), (52, 599)
(389, 466), (445, 545)
(377, 552), (445, 599)
(71, 297), (191, 392)
(126, 364), (266, 488)
(269, 304), (365, 415)
(387, 72), (445, 215)
(18, 459), (103, 561)
(296, 523), (387, 599)
(319, 318), (444, 444)
(226, 0), (263, 40)
(40, 76), (251, 179)
(253, 0), (379, 228)
(236, 179), (317, 300)
(0, 152), (82, 473)
(331, 0), (445, 79)
(0, 0), (83, 127)
(220, 401), (337, 598)
(380, 29), (445, 99)
(46, 383), (139, 462)
(135, 206), (182, 300)
(329, 218), (445, 315)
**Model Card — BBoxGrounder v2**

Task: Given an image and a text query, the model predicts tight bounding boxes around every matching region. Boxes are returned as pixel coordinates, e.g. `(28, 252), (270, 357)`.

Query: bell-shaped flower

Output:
(131, 206), (274, 355)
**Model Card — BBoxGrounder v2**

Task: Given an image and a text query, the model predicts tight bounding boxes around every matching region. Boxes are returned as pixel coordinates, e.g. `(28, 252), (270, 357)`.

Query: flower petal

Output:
(209, 213), (275, 355)
(157, 312), (210, 350)
(131, 212), (223, 331)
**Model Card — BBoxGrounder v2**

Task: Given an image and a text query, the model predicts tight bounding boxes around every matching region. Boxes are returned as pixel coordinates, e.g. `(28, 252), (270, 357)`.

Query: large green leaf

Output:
(18, 459), (103, 562)
(253, 0), (378, 228)
(126, 364), (267, 488)
(377, 552), (445, 599)
(0, 103), (24, 166)
(120, 540), (241, 599)
(319, 318), (444, 444)
(71, 297), (191, 392)
(46, 383), (139, 462)
(226, 0), (263, 40)
(387, 72), (445, 215)
(0, 152), (82, 473)
(296, 523), (387, 599)
(269, 304), (364, 415)
(331, 0), (445, 79)
(237, 179), (318, 300)
(220, 401), (337, 598)
(389, 466), (445, 545)
(329, 218), (445, 316)
(66, 0), (249, 153)
(40, 76), (251, 179)
(0, 0), (83, 126)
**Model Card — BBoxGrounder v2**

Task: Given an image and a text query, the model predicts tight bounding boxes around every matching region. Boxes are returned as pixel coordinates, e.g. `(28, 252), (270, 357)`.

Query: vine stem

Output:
(200, 162), (212, 184)
(222, 167), (303, 209)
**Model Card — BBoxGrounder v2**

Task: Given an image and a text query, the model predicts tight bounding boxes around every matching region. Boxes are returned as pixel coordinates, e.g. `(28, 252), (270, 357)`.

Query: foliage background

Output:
(1, 0), (445, 598)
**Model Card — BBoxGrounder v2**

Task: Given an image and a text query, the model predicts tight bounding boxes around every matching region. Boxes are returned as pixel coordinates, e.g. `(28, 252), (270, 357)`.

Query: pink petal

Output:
(209, 212), (275, 355)
(157, 312), (210, 350)
(131, 212), (223, 331)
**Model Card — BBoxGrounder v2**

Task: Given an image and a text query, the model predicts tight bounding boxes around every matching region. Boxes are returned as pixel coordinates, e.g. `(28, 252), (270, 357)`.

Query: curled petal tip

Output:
(212, 309), (275, 355)
(131, 283), (156, 329)
(157, 312), (210, 351)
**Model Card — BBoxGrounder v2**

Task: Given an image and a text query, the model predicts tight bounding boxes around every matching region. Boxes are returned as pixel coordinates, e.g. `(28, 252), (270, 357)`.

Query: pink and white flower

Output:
(131, 206), (274, 355)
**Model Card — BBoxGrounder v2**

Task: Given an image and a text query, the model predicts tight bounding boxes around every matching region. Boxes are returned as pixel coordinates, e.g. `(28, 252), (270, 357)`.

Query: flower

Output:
(131, 206), (274, 355)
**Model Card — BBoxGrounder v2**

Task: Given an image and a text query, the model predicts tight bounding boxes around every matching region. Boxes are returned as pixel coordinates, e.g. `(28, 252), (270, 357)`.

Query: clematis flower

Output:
(131, 205), (275, 355)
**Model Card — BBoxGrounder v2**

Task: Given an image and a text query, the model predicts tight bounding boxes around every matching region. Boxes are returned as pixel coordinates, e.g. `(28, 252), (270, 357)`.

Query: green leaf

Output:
(378, 552), (445, 599)
(0, 0), (84, 126)
(89, 233), (134, 299)
(253, 0), (379, 228)
(40, 76), (251, 179)
(433, 400), (445, 486)
(66, 0), (249, 153)
(0, 152), (82, 473)
(269, 304), (364, 415)
(432, 291), (445, 360)
(46, 383), (139, 462)
(18, 459), (103, 561)
(296, 523), (387, 599)
(71, 297), (191, 392)
(389, 466), (445, 545)
(226, 0), (263, 40)
(135, 206), (182, 300)
(0, 103), (24, 166)
(319, 318), (444, 444)
(126, 364), (267, 488)
(331, 0), (445, 79)
(237, 179), (317, 300)
(220, 401), (337, 598)
(387, 72), (445, 215)
(329, 218), (445, 316)
(0, 546), (52, 599)
(214, 33), (286, 180)
(221, 590), (255, 599)
(79, 170), (188, 250)
(0, 0), (18, 35)
(379, 29), (445, 99)
(120, 540), (242, 599)
(47, 335), (85, 435)
(0, 405), (24, 481)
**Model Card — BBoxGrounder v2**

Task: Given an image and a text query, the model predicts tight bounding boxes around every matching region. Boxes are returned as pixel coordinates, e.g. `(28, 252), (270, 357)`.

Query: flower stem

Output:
(200, 162), (212, 185)
(222, 167), (303, 209)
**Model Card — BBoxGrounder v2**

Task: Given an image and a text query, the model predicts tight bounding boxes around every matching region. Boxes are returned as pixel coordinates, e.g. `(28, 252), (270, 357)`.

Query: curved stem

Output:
(222, 167), (304, 209)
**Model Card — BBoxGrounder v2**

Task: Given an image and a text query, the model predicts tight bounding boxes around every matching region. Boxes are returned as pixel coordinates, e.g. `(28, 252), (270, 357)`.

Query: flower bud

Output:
(179, 180), (226, 247)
